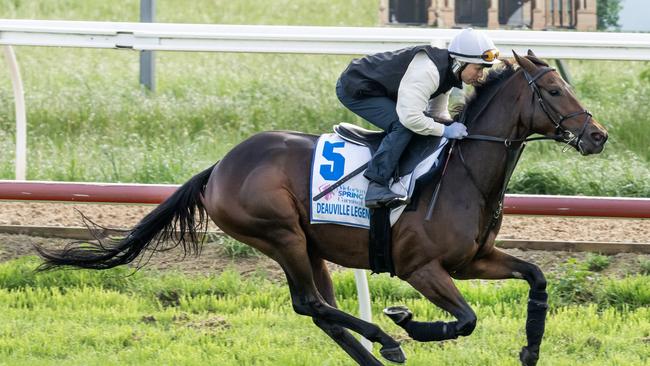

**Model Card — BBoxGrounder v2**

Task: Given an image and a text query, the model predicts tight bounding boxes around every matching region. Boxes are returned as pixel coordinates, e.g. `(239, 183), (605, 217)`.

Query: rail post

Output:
(140, 0), (156, 91)
(354, 269), (373, 351)
(2, 46), (27, 180)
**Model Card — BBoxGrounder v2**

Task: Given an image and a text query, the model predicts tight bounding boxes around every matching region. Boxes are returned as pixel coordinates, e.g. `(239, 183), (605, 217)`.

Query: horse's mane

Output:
(453, 55), (549, 125)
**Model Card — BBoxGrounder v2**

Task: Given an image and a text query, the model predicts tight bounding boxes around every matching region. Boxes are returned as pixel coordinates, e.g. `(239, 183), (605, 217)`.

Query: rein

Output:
(463, 133), (560, 145)
(425, 65), (589, 242)
(425, 68), (538, 221)
(457, 66), (592, 198)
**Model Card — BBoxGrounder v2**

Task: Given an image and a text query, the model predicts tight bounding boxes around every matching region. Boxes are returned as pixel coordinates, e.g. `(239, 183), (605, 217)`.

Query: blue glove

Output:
(442, 122), (468, 139)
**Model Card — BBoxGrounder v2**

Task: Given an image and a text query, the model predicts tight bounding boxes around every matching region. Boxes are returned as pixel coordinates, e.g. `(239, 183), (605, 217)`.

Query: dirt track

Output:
(1, 201), (648, 242)
(0, 201), (648, 278)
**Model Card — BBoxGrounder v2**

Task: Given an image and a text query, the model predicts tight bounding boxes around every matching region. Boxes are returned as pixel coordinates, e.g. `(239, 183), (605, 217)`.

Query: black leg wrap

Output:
(403, 320), (458, 342)
(525, 290), (548, 350)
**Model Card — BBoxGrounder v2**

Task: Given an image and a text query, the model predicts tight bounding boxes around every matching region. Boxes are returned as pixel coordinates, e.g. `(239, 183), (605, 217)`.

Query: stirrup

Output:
(365, 195), (409, 209)
(384, 196), (409, 209)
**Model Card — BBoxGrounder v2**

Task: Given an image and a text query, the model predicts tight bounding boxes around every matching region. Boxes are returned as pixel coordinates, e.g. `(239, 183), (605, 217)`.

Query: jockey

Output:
(336, 28), (500, 208)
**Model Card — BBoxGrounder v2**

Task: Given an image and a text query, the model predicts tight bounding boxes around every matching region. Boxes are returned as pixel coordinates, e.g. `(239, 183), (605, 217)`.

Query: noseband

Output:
(523, 67), (592, 151)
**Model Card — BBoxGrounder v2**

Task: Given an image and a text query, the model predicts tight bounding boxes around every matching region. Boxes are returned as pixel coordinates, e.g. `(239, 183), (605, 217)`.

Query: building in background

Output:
(379, 0), (598, 31)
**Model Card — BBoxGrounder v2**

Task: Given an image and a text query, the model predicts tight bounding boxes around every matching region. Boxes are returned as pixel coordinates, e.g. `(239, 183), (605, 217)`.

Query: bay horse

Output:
(37, 51), (608, 366)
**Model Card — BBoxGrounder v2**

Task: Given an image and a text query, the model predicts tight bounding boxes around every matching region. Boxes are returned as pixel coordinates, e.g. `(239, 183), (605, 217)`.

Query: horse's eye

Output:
(549, 90), (561, 96)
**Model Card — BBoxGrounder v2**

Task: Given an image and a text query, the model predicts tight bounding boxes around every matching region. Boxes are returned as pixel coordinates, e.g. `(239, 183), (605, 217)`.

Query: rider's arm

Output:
(396, 52), (446, 136)
(427, 91), (453, 122)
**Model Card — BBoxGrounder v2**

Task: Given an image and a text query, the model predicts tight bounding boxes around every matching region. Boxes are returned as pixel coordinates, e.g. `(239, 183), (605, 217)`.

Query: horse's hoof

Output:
(383, 305), (413, 327)
(519, 346), (539, 366)
(380, 345), (406, 364)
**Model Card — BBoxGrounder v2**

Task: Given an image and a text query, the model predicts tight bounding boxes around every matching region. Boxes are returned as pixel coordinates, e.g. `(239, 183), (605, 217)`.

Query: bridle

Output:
(461, 66), (592, 148)
(522, 66), (593, 152)
(425, 64), (594, 232)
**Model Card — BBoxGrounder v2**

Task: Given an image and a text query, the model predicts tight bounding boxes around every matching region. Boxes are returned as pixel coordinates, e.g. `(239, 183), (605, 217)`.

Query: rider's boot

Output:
(365, 181), (408, 209)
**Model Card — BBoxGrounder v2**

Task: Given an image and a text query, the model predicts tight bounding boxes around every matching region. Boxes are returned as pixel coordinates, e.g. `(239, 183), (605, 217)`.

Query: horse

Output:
(37, 51), (608, 366)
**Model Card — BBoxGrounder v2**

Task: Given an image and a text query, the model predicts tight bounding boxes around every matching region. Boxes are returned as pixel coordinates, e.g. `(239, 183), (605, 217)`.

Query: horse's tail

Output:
(36, 163), (217, 271)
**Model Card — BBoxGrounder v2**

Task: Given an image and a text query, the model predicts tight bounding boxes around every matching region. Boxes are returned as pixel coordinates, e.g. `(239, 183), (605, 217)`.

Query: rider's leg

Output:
(336, 79), (399, 130)
(336, 80), (412, 208)
(363, 122), (413, 184)
(363, 123), (412, 208)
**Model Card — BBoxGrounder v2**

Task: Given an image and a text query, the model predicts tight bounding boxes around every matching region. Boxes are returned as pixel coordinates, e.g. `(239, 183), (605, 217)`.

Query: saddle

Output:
(334, 123), (445, 178)
(333, 123), (451, 276)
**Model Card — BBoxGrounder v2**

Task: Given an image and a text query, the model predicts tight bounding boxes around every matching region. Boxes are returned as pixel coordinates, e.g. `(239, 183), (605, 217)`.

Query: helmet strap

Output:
(452, 59), (467, 79)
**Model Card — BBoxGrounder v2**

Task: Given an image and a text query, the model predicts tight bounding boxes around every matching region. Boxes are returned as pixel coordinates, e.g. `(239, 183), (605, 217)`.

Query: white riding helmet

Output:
(448, 28), (500, 65)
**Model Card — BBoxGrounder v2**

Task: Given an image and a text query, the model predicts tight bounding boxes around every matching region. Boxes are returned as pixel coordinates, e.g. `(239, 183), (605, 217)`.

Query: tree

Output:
(597, 0), (623, 30)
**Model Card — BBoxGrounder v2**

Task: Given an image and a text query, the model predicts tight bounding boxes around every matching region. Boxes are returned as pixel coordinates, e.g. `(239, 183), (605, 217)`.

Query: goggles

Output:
(450, 49), (500, 62)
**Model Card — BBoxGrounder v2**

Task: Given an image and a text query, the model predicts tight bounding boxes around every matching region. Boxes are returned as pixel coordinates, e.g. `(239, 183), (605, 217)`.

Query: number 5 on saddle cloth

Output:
(311, 123), (449, 274)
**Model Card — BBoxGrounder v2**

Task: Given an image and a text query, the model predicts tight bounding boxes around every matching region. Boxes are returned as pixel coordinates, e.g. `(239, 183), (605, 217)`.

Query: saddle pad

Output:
(310, 133), (447, 229)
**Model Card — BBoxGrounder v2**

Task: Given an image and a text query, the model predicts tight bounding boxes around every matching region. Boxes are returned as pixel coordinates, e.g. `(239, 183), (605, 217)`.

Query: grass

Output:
(639, 258), (650, 275)
(218, 237), (261, 259)
(0, 257), (648, 365)
(584, 253), (611, 272)
(0, 0), (648, 197)
(0, 0), (379, 26)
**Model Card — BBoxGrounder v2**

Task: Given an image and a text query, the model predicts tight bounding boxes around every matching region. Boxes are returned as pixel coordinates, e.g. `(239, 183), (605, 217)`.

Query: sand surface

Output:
(0, 201), (648, 242)
(0, 201), (648, 278)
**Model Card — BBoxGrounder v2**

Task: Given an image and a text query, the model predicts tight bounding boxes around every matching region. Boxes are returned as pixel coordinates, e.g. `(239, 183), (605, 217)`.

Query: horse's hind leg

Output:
(396, 261), (478, 342)
(310, 256), (337, 308)
(454, 248), (548, 366)
(310, 257), (384, 366)
(276, 232), (404, 364)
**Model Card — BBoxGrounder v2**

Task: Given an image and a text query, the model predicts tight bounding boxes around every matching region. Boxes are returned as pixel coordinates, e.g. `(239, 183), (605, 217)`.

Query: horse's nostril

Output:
(591, 132), (605, 143)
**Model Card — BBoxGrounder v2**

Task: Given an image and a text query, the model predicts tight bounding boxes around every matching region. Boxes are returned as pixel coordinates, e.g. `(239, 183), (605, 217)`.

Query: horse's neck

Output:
(453, 76), (529, 203)
(469, 74), (528, 138)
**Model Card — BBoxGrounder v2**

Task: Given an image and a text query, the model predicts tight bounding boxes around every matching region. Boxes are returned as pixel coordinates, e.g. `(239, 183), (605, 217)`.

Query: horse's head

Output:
(513, 50), (608, 155)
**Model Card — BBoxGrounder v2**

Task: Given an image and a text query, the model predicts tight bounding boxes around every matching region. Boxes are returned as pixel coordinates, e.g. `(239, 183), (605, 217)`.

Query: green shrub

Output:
(549, 258), (596, 306)
(219, 237), (260, 259)
(640, 67), (650, 83)
(598, 275), (650, 310)
(584, 254), (611, 272)
(511, 152), (650, 197)
(509, 169), (577, 195)
(639, 258), (650, 275)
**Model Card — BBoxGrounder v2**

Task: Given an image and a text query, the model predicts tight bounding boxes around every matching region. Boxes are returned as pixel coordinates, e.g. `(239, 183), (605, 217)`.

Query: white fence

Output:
(3, 20), (650, 180)
(2, 20), (650, 350)
(3, 20), (650, 181)
(3, 20), (650, 58)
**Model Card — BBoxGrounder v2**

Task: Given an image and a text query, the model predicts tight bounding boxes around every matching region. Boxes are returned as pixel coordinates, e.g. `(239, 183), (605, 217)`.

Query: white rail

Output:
(2, 46), (26, 180)
(2, 20), (650, 59)
(2, 21), (650, 349)
(2, 19), (649, 182)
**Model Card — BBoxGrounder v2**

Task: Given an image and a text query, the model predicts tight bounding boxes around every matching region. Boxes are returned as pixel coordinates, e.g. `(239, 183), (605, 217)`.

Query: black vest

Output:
(339, 46), (461, 101)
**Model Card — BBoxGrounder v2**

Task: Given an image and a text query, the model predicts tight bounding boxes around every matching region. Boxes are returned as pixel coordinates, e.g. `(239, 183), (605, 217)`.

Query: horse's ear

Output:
(512, 50), (538, 74)
(526, 49), (550, 67)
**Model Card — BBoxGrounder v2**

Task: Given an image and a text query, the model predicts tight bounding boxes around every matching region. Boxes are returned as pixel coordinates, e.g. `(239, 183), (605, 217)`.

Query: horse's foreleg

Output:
(309, 257), (384, 366)
(399, 261), (477, 342)
(454, 248), (548, 366)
